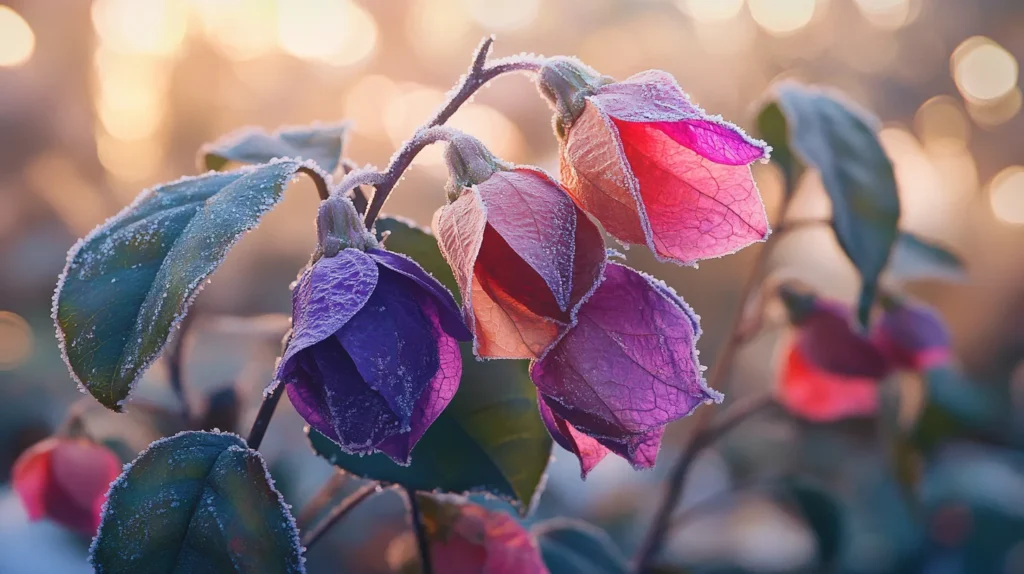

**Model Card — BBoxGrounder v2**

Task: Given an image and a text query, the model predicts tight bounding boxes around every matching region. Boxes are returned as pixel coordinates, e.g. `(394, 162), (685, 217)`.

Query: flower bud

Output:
(13, 437), (122, 535)
(442, 132), (508, 200)
(316, 192), (378, 257)
(538, 57), (613, 136)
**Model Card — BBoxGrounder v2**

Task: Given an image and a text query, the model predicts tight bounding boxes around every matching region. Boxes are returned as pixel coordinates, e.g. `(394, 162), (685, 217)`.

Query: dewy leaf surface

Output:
(54, 161), (310, 410)
(531, 519), (628, 574)
(773, 83), (900, 326)
(307, 217), (551, 514)
(200, 122), (349, 173)
(90, 431), (304, 574)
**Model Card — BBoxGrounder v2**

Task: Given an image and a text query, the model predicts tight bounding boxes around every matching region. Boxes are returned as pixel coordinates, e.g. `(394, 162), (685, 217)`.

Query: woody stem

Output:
(245, 383), (283, 450)
(358, 36), (542, 227)
(633, 192), (794, 572)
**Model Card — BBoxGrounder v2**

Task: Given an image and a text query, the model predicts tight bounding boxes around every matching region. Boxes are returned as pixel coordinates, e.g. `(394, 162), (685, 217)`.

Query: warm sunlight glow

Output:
(92, 0), (187, 57)
(277, 0), (377, 66)
(854, 0), (912, 30)
(677, 0), (745, 24)
(989, 166), (1024, 225)
(407, 0), (473, 61)
(748, 0), (816, 36)
(0, 5), (34, 67)
(914, 95), (969, 151)
(953, 37), (1019, 103)
(966, 88), (1022, 127)
(190, 0), (277, 61)
(464, 0), (540, 31)
(345, 74), (400, 137)
(93, 48), (169, 141)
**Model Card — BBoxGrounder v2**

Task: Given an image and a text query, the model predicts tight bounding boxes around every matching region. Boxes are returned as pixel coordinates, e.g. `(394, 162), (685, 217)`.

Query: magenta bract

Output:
(794, 298), (892, 379)
(434, 166), (605, 359)
(531, 262), (720, 476)
(276, 248), (470, 465)
(550, 64), (771, 266)
(871, 298), (952, 371)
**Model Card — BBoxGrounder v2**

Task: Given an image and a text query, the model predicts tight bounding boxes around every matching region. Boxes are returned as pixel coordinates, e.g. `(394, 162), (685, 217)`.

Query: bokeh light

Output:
(0, 5), (35, 68)
(966, 87), (1022, 127)
(677, 0), (745, 24)
(914, 95), (970, 151)
(854, 0), (912, 30)
(277, 0), (377, 66)
(952, 36), (1019, 103)
(989, 166), (1024, 225)
(91, 0), (187, 57)
(0, 311), (33, 371)
(189, 0), (278, 61)
(464, 0), (540, 31)
(407, 0), (474, 61)
(92, 48), (169, 142)
(748, 0), (816, 36)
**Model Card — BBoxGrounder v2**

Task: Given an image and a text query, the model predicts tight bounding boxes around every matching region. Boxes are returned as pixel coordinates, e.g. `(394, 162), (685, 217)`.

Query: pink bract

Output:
(531, 262), (720, 475)
(13, 437), (122, 535)
(434, 167), (605, 359)
(777, 341), (880, 422)
(559, 70), (770, 265)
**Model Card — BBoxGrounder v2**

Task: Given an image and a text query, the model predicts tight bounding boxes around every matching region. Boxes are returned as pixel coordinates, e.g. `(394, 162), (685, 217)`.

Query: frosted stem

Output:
(359, 36), (544, 227)
(301, 482), (382, 548)
(246, 382), (283, 450)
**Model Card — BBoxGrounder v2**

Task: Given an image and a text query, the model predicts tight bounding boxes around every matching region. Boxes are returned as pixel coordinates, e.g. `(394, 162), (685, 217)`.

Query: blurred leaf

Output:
(888, 232), (966, 283)
(414, 494), (548, 573)
(756, 101), (801, 189)
(91, 431), (304, 573)
(54, 162), (310, 410)
(772, 83), (900, 326)
(532, 518), (627, 574)
(911, 366), (1007, 452)
(197, 386), (241, 433)
(200, 122), (349, 174)
(309, 216), (551, 515)
(777, 479), (845, 570)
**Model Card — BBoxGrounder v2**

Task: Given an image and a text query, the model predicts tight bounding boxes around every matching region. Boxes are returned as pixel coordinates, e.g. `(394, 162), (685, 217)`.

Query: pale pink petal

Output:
(612, 118), (769, 264)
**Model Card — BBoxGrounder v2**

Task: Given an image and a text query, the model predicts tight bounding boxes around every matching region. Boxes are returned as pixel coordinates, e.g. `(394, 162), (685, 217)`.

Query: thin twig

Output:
(633, 193), (795, 572)
(297, 166), (331, 201)
(358, 37), (543, 227)
(296, 471), (350, 529)
(405, 487), (434, 574)
(773, 216), (831, 236)
(166, 311), (195, 423)
(301, 482), (382, 548)
(246, 383), (283, 450)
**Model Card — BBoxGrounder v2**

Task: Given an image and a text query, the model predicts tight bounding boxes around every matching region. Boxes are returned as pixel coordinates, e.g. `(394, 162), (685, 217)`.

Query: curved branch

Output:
(359, 37), (544, 227)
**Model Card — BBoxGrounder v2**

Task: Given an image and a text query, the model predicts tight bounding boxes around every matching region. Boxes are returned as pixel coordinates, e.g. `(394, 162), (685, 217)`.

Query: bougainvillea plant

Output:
(26, 37), (971, 573)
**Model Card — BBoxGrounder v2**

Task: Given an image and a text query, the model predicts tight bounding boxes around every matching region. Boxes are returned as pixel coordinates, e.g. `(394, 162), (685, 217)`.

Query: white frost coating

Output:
(89, 430), (306, 573)
(199, 120), (352, 173)
(53, 161), (303, 409)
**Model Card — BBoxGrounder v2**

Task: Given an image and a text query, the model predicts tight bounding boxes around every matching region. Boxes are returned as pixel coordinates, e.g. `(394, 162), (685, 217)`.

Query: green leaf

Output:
(532, 519), (628, 574)
(200, 122), (349, 174)
(771, 83), (900, 326)
(777, 479), (845, 569)
(888, 232), (965, 283)
(910, 366), (1006, 452)
(54, 161), (313, 410)
(756, 101), (801, 189)
(90, 431), (304, 574)
(307, 216), (551, 515)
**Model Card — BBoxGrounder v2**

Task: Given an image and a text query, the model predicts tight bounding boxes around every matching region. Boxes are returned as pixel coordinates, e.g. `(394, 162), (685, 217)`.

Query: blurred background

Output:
(1, 0), (1023, 572)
